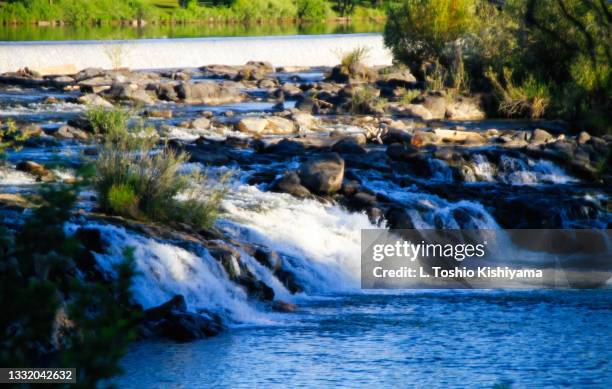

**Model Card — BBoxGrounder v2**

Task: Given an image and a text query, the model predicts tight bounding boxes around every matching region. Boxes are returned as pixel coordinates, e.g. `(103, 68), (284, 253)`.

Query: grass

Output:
(398, 88), (420, 105)
(340, 46), (369, 71)
(486, 67), (550, 119)
(90, 107), (227, 230)
(351, 86), (387, 114)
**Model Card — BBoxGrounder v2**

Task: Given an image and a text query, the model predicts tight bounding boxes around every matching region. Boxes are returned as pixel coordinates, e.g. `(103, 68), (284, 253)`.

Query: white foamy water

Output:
(0, 34), (392, 72)
(219, 181), (376, 293)
(462, 154), (577, 185)
(0, 167), (36, 186)
(67, 222), (277, 325)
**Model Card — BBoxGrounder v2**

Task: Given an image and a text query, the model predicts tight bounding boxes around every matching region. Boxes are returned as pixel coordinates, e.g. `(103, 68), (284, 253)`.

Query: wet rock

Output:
(385, 206), (414, 229)
(332, 137), (366, 154)
(298, 153), (345, 194)
(259, 139), (305, 155)
(108, 83), (156, 105)
(156, 310), (223, 342)
(272, 300), (298, 313)
(254, 248), (282, 270)
(531, 128), (554, 144)
(271, 171), (311, 198)
(382, 128), (413, 145)
(386, 143), (419, 160)
(75, 228), (106, 254)
(16, 161), (54, 181)
(77, 93), (113, 108)
(241, 278), (275, 301)
(294, 95), (318, 113)
(235, 61), (274, 81)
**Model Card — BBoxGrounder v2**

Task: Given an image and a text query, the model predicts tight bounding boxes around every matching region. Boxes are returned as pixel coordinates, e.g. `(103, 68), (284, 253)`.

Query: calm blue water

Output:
(117, 290), (612, 388)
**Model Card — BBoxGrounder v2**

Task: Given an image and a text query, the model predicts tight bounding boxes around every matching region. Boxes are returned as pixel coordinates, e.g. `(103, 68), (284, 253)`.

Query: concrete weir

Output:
(0, 33), (393, 73)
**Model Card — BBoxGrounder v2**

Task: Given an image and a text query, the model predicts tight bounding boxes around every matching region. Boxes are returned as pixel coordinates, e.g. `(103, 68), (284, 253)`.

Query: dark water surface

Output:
(117, 290), (612, 388)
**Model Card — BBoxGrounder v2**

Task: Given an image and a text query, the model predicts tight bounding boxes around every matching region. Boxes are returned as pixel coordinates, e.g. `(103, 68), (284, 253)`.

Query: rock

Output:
(271, 171), (311, 198)
(254, 248), (282, 270)
(75, 228), (106, 254)
(386, 143), (419, 160)
(55, 125), (89, 140)
(236, 117), (268, 134)
(77, 93), (113, 108)
(272, 300), (298, 313)
(531, 128), (554, 144)
(382, 128), (413, 145)
(176, 81), (243, 104)
(16, 161), (54, 181)
(385, 206), (414, 229)
(292, 111), (319, 130)
(411, 132), (438, 149)
(327, 63), (377, 83)
(433, 128), (487, 145)
(396, 104), (433, 120)
(74, 68), (105, 82)
(348, 191), (377, 208)
(577, 131), (591, 144)
(143, 295), (223, 341)
(156, 83), (179, 101)
(420, 94), (447, 119)
(191, 117), (211, 129)
(236, 117), (296, 135)
(77, 76), (113, 88)
(259, 139), (305, 155)
(109, 84), (156, 105)
(241, 278), (275, 301)
(298, 153), (345, 194)
(157, 311), (223, 342)
(266, 116), (295, 134)
(258, 78), (277, 89)
(146, 110), (173, 118)
(445, 98), (485, 120)
(332, 137), (366, 154)
(377, 67), (418, 88)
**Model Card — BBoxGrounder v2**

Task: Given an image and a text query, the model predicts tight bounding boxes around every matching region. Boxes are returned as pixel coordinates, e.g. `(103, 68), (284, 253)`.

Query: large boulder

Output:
(377, 67), (418, 89)
(433, 128), (487, 145)
(298, 153), (345, 194)
(394, 104), (433, 120)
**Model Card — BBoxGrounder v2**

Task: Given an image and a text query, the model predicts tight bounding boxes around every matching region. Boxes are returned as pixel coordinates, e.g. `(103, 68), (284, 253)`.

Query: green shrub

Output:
(85, 106), (131, 135)
(350, 86), (387, 114)
(384, 0), (476, 80)
(297, 0), (332, 20)
(91, 107), (227, 229)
